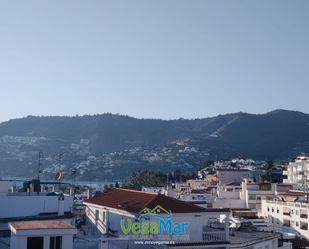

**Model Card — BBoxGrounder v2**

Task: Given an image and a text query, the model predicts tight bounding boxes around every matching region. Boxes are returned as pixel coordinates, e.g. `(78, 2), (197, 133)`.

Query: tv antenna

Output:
(37, 152), (43, 196)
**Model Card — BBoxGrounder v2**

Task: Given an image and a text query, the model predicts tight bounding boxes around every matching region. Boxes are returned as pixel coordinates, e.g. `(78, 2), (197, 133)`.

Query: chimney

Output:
(58, 195), (65, 216)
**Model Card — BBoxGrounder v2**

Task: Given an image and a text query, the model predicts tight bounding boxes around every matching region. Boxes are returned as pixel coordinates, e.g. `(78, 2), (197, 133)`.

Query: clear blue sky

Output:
(0, 1), (308, 123)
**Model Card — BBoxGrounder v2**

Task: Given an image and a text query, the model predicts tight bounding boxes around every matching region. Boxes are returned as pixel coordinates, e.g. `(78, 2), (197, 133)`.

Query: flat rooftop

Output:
(9, 220), (75, 230)
(229, 230), (280, 245)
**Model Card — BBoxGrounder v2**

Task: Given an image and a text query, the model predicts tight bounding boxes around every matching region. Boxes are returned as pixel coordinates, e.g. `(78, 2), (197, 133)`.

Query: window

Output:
(27, 237), (43, 249)
(277, 218), (279, 224)
(283, 219), (290, 227)
(296, 222), (299, 227)
(102, 211), (106, 223)
(283, 207), (290, 216)
(292, 210), (294, 215)
(300, 209), (308, 219)
(300, 222), (308, 230)
(50, 237), (62, 249)
(95, 210), (99, 220)
(0, 230), (10, 238)
(277, 209), (279, 214)
(267, 206), (270, 212)
(296, 210), (299, 215)
(257, 196), (261, 201)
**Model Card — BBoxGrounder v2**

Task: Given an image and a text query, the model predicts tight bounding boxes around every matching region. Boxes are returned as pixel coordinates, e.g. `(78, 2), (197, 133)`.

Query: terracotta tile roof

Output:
(84, 188), (157, 213)
(167, 241), (231, 247)
(9, 220), (76, 230)
(84, 188), (230, 214)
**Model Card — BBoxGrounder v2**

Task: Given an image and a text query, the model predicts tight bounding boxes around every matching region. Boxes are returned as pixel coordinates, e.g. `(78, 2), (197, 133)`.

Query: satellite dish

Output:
(55, 172), (62, 181)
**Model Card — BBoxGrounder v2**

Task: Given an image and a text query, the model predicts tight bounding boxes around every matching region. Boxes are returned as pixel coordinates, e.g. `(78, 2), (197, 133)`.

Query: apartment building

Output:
(216, 169), (250, 186)
(261, 191), (309, 240)
(283, 152), (309, 186)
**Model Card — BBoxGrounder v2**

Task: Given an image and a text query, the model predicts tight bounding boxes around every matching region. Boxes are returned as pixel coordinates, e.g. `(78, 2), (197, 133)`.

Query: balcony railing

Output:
(297, 175), (307, 180)
(202, 232), (226, 242)
(283, 171), (290, 175)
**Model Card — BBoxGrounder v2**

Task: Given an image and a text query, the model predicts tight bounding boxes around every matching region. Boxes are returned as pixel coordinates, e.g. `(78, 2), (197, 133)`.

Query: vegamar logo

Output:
(120, 205), (189, 235)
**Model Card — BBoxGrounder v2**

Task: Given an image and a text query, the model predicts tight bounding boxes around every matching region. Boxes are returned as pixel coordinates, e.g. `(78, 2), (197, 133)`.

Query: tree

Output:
(259, 175), (267, 183)
(266, 159), (274, 170)
(115, 181), (119, 188)
(238, 153), (245, 159)
(103, 184), (109, 192)
(203, 159), (214, 168)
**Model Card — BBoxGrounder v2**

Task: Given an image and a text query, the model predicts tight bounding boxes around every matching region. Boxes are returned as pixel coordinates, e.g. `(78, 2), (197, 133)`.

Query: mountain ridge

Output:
(0, 109), (308, 161)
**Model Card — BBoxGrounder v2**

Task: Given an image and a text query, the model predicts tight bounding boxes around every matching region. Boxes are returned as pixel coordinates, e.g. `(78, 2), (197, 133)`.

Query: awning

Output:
(284, 196), (298, 202)
(277, 195), (299, 202)
(283, 207), (290, 213)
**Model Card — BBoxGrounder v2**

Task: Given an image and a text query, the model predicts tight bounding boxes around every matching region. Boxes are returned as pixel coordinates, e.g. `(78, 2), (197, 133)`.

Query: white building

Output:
(142, 186), (165, 194)
(261, 190), (309, 239)
(213, 179), (299, 211)
(83, 188), (231, 249)
(216, 169), (250, 186)
(9, 220), (76, 249)
(283, 152), (309, 186)
(0, 181), (74, 240)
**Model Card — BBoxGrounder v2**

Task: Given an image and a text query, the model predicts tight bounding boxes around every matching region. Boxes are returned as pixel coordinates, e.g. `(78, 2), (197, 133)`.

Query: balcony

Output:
(202, 226), (227, 242)
(202, 231), (226, 242)
(283, 171), (291, 176)
(297, 166), (304, 172)
(297, 175), (307, 181)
